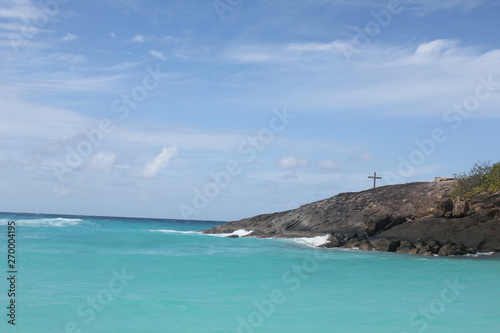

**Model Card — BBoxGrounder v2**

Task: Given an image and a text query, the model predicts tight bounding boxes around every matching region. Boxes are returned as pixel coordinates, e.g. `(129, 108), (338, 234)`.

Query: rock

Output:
(226, 234), (239, 238)
(417, 245), (433, 255)
(438, 243), (467, 256)
(476, 207), (500, 219)
(371, 238), (400, 252)
(202, 180), (500, 256)
(452, 197), (469, 217)
(359, 240), (374, 251)
(427, 240), (441, 254)
(397, 241), (416, 253)
(432, 199), (454, 218)
(326, 234), (345, 247)
(345, 238), (362, 248)
(434, 177), (456, 182)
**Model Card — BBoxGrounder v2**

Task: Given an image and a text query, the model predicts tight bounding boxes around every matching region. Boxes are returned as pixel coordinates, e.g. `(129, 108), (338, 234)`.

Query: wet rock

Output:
(438, 243), (467, 256)
(359, 240), (374, 251)
(371, 238), (400, 252)
(345, 238), (362, 248)
(427, 240), (441, 254)
(397, 241), (416, 253)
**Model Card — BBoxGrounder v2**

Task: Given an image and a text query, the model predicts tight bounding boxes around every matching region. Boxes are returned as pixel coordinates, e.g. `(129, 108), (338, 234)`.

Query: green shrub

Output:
(451, 161), (500, 200)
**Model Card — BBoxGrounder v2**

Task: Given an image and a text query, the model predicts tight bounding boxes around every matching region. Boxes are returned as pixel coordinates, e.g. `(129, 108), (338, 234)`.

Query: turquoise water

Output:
(0, 213), (499, 333)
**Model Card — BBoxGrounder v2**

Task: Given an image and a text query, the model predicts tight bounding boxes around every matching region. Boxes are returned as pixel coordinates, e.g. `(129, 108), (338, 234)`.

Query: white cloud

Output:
(149, 50), (165, 60)
(110, 32), (116, 38)
(0, 0), (41, 21)
(278, 156), (309, 169)
(136, 147), (178, 179)
(128, 34), (153, 43)
(402, 0), (497, 15)
(62, 33), (77, 42)
(0, 97), (93, 143)
(318, 159), (339, 171)
(86, 152), (116, 173)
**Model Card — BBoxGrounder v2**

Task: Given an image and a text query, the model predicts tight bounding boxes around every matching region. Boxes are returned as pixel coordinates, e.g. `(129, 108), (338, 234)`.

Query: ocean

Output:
(0, 212), (499, 333)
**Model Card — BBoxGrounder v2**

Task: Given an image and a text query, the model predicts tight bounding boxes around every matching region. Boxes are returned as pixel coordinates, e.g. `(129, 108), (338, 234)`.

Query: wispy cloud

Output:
(128, 34), (153, 43)
(149, 50), (165, 60)
(61, 33), (77, 42)
(402, 0), (500, 16)
(86, 152), (116, 173)
(134, 147), (178, 179)
(318, 159), (340, 172)
(278, 156), (309, 169)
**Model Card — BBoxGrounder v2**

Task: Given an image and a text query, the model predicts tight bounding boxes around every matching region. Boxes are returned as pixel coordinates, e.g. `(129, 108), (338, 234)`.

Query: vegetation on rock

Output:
(452, 161), (500, 200)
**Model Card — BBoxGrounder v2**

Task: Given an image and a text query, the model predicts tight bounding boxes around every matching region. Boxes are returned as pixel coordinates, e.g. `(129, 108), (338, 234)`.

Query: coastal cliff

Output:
(203, 179), (500, 256)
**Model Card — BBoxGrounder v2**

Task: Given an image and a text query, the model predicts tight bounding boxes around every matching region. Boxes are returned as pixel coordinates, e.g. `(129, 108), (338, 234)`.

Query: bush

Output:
(451, 161), (500, 200)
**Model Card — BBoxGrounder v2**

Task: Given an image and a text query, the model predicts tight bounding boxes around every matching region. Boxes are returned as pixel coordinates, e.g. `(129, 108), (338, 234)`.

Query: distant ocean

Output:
(0, 212), (499, 333)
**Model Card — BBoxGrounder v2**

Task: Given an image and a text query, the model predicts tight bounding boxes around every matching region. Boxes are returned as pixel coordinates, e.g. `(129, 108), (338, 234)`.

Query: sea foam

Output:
(0, 218), (84, 227)
(289, 234), (330, 248)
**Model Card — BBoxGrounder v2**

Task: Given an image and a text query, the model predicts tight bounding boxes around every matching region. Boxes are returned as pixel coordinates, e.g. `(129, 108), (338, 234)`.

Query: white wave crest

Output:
(149, 229), (200, 235)
(209, 229), (254, 238)
(0, 218), (84, 227)
(465, 252), (495, 257)
(289, 235), (330, 248)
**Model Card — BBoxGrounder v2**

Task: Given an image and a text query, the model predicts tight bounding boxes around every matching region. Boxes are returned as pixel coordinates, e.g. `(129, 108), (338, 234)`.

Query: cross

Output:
(368, 172), (382, 188)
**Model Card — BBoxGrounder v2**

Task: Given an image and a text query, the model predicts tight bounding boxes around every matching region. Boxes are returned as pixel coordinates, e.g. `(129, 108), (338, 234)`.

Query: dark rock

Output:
(345, 238), (362, 248)
(427, 240), (441, 254)
(202, 181), (500, 256)
(359, 240), (374, 251)
(438, 243), (467, 256)
(326, 234), (345, 247)
(476, 207), (500, 219)
(371, 238), (400, 252)
(204, 181), (457, 239)
(397, 240), (416, 253)
(452, 197), (469, 218)
(414, 241), (426, 250)
(226, 234), (239, 238)
(432, 199), (453, 217)
(417, 245), (433, 255)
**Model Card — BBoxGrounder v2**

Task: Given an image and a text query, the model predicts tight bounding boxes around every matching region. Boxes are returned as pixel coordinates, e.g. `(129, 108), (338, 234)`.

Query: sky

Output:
(0, 0), (499, 221)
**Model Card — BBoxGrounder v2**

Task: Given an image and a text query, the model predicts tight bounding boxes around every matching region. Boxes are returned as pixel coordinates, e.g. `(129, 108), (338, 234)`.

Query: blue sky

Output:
(1, 0), (499, 221)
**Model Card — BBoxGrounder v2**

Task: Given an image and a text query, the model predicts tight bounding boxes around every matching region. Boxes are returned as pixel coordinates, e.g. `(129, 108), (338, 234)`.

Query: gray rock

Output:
(203, 182), (500, 256)
(359, 240), (374, 251)
(432, 199), (453, 217)
(345, 239), (362, 248)
(452, 197), (469, 217)
(371, 238), (400, 252)
(397, 241), (416, 253)
(438, 243), (467, 256)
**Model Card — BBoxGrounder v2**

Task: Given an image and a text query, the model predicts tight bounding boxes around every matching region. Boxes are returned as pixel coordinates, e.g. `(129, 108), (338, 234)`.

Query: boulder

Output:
(432, 199), (454, 218)
(427, 240), (441, 254)
(371, 238), (400, 252)
(359, 240), (374, 251)
(438, 243), (467, 256)
(452, 197), (469, 217)
(324, 234), (345, 247)
(397, 240), (416, 253)
(345, 238), (362, 248)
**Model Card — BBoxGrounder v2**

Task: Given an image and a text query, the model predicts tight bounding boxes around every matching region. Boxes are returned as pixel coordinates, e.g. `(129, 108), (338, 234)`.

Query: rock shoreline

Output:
(202, 180), (500, 256)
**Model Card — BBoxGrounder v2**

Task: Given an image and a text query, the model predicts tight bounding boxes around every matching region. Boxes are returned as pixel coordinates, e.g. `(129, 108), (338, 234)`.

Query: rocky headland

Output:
(202, 179), (500, 256)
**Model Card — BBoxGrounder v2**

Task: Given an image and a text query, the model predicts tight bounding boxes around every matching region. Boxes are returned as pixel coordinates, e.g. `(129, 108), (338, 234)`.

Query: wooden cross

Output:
(368, 172), (382, 188)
